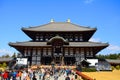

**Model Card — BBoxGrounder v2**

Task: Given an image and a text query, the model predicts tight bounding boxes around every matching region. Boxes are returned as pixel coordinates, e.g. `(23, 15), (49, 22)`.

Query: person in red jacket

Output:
(3, 70), (9, 80)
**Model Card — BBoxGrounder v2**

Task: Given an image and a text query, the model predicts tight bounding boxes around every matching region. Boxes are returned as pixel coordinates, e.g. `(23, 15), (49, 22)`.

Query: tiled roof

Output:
(69, 42), (108, 47)
(106, 59), (120, 64)
(9, 41), (48, 47)
(22, 22), (96, 32)
(9, 41), (108, 47)
(0, 58), (13, 62)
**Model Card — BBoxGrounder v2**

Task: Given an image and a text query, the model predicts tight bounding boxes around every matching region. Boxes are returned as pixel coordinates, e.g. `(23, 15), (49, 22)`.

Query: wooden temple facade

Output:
(9, 20), (109, 66)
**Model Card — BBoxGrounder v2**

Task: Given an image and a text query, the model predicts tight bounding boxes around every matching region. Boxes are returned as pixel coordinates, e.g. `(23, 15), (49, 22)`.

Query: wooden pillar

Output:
(61, 56), (64, 66)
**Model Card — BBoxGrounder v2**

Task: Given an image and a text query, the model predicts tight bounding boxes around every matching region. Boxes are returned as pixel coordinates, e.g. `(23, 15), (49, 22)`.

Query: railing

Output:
(76, 70), (94, 80)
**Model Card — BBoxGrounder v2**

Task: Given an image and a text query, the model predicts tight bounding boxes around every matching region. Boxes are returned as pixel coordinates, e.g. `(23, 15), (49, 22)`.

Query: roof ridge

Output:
(22, 22), (97, 31)
(69, 22), (96, 29)
(23, 22), (92, 29)
(23, 22), (70, 29)
(22, 22), (52, 29)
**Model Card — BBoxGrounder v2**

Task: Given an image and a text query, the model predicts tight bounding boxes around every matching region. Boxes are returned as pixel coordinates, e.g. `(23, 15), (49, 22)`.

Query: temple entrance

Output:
(54, 57), (62, 65)
(47, 36), (69, 65)
(64, 57), (76, 65)
(41, 57), (52, 65)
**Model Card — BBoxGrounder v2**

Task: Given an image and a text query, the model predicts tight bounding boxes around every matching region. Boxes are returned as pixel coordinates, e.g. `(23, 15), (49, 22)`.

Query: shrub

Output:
(82, 67), (96, 72)
(0, 64), (2, 67)
(2, 62), (7, 67)
(116, 65), (120, 70)
(111, 66), (115, 70)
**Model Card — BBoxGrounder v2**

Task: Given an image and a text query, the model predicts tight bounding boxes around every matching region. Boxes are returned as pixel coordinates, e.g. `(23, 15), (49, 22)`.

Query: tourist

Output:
(2, 70), (8, 80)
(54, 74), (58, 80)
(12, 70), (17, 80)
(65, 74), (70, 80)
(32, 74), (37, 80)
(26, 74), (30, 80)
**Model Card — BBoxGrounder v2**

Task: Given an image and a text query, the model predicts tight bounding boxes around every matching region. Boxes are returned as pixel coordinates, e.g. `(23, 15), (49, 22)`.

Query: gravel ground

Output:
(83, 70), (120, 80)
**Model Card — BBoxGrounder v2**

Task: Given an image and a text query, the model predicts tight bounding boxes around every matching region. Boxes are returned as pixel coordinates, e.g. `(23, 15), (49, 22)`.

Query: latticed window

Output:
(45, 38), (48, 41)
(65, 34), (68, 41)
(32, 56), (36, 61)
(36, 35), (39, 41)
(24, 49), (27, 56)
(81, 53), (85, 61)
(69, 34), (73, 41)
(36, 56), (41, 64)
(37, 56), (40, 60)
(45, 34), (49, 41)
(79, 34), (83, 41)
(76, 48), (79, 54)
(65, 48), (68, 55)
(48, 48), (51, 56)
(81, 48), (84, 53)
(40, 34), (43, 41)
(32, 56), (41, 65)
(43, 48), (47, 55)
(90, 48), (93, 56)
(32, 48), (36, 56)
(70, 48), (73, 55)
(32, 61), (36, 65)
(37, 48), (41, 56)
(28, 49), (31, 56)
(75, 34), (78, 41)
(86, 48), (89, 56)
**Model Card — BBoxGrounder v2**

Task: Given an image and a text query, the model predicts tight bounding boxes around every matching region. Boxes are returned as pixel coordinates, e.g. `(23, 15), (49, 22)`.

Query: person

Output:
(3, 70), (9, 80)
(75, 74), (77, 79)
(0, 70), (2, 80)
(26, 74), (30, 80)
(12, 70), (17, 80)
(32, 74), (37, 80)
(65, 75), (70, 80)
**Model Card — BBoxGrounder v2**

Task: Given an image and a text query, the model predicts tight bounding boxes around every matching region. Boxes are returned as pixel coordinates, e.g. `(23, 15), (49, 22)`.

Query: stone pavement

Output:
(35, 72), (77, 80)
(49, 74), (75, 80)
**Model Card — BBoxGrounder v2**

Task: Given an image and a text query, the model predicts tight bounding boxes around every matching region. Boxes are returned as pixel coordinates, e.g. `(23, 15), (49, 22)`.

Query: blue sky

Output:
(0, 0), (120, 56)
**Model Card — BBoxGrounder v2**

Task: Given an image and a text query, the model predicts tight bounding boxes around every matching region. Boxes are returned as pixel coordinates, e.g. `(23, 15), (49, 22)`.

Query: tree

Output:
(12, 52), (16, 58)
(108, 54), (118, 59)
(0, 64), (2, 67)
(4, 54), (10, 58)
(96, 53), (120, 59)
(2, 62), (7, 67)
(1, 54), (10, 58)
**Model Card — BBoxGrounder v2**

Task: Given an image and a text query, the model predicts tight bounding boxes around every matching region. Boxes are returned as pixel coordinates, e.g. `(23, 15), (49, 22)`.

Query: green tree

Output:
(96, 53), (120, 59)
(117, 53), (120, 59)
(116, 65), (120, 70)
(1, 55), (5, 58)
(2, 62), (7, 67)
(4, 54), (10, 58)
(1, 54), (10, 58)
(12, 52), (16, 58)
(0, 64), (2, 67)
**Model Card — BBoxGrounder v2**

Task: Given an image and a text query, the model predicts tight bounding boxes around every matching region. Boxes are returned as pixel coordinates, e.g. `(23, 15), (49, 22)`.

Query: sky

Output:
(0, 0), (120, 56)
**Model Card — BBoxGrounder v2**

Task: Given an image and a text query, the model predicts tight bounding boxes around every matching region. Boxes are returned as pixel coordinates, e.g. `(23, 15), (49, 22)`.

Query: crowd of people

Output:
(0, 66), (80, 80)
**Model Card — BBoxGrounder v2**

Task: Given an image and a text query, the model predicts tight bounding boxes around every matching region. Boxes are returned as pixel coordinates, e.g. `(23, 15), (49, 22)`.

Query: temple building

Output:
(9, 20), (109, 66)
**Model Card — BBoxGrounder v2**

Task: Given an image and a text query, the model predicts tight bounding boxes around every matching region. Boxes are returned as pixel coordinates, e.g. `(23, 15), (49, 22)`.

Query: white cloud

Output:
(107, 45), (120, 51)
(84, 0), (94, 4)
(89, 38), (101, 42)
(89, 38), (120, 54)
(90, 38), (120, 53)
(0, 49), (13, 56)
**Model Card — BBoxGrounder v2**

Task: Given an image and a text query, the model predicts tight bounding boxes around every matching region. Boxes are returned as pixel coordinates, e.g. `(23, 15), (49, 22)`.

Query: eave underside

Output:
(9, 41), (108, 54)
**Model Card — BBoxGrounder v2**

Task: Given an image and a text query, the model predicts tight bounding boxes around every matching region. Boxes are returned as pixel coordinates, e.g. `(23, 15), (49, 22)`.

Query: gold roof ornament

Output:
(67, 19), (71, 23)
(50, 19), (54, 23)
